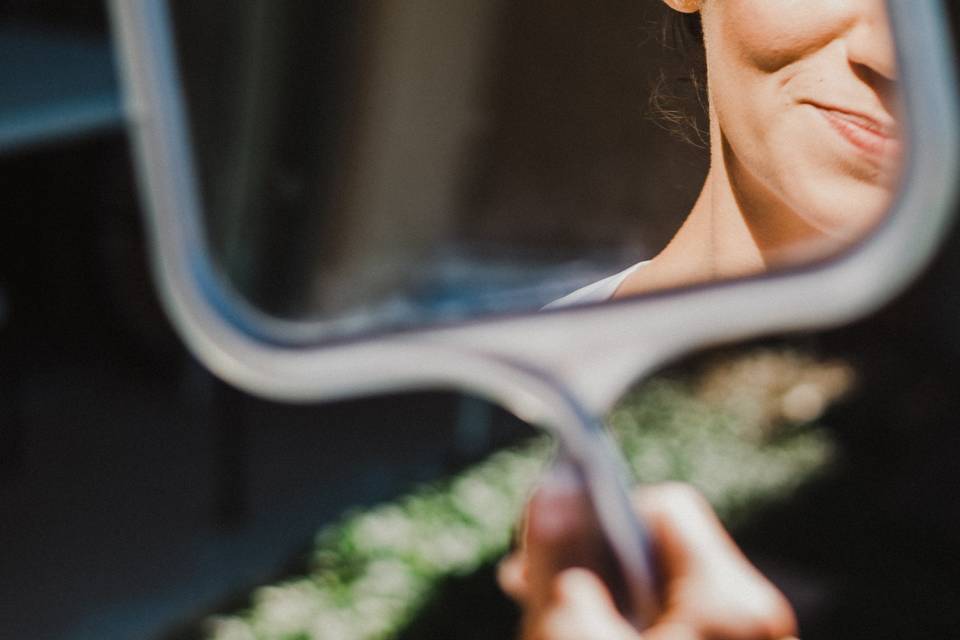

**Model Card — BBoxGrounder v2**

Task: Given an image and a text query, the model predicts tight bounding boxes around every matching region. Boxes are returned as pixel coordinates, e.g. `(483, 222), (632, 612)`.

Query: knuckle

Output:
(633, 482), (710, 518)
(729, 589), (798, 639)
(659, 482), (709, 508)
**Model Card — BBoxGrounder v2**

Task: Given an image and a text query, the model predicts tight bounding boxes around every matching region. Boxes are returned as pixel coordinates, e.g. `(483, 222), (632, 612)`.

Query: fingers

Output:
(506, 479), (798, 640)
(497, 550), (528, 604)
(498, 463), (590, 609)
(632, 484), (798, 640)
(522, 569), (640, 640)
(632, 482), (743, 576)
(523, 461), (596, 618)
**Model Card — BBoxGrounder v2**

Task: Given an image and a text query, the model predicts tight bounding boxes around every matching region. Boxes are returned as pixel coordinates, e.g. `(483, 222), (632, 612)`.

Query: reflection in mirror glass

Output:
(170, 0), (901, 336)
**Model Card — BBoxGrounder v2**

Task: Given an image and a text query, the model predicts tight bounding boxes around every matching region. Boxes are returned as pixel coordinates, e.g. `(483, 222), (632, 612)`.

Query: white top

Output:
(544, 262), (647, 309)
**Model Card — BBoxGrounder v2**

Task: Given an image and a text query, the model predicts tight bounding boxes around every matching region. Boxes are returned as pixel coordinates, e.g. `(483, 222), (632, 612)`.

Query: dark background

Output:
(2, 2), (960, 639)
(170, 0), (706, 319)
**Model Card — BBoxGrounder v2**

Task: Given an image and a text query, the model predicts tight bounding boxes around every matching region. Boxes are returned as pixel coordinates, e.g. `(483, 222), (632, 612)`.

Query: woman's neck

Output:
(615, 124), (828, 298)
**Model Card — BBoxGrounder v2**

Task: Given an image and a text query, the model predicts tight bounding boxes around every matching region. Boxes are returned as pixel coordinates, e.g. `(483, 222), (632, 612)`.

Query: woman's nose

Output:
(845, 0), (897, 82)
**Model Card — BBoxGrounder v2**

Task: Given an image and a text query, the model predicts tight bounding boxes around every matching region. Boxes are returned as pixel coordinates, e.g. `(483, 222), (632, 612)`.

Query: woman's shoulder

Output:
(543, 261), (648, 310)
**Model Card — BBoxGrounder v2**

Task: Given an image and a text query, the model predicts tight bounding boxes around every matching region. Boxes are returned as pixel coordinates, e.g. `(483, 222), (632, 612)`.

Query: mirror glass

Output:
(169, 1), (902, 339)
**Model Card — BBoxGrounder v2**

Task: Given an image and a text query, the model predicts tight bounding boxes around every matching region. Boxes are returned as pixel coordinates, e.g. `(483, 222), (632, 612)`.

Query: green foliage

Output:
(610, 377), (834, 525)
(206, 349), (845, 640)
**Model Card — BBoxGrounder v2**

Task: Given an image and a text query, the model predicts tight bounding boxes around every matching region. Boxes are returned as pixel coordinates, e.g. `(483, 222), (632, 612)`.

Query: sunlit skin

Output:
(509, 2), (902, 637)
(616, 0), (902, 298)
(502, 482), (799, 640)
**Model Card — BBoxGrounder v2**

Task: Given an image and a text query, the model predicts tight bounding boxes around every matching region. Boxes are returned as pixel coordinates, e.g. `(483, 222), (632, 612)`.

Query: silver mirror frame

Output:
(109, 0), (959, 424)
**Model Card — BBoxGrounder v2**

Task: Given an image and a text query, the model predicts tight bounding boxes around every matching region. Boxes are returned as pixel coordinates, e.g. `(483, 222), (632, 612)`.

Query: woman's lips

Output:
(813, 104), (901, 160)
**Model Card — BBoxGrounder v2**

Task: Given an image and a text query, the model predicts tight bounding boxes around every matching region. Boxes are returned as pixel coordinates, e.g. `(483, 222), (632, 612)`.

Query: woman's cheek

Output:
(710, 0), (848, 72)
(767, 115), (892, 239)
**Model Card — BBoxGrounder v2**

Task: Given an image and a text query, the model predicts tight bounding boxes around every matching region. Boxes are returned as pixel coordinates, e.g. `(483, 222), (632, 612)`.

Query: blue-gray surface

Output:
(0, 27), (121, 154)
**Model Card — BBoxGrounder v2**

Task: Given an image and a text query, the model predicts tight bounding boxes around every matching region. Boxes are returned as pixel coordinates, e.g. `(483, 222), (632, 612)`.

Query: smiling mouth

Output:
(812, 105), (901, 160)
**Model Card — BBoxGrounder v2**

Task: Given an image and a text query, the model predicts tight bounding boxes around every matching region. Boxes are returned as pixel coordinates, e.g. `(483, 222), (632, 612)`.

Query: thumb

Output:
(524, 462), (591, 617)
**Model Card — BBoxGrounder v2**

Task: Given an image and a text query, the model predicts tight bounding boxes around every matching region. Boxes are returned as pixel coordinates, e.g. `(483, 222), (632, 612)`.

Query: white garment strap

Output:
(543, 262), (646, 310)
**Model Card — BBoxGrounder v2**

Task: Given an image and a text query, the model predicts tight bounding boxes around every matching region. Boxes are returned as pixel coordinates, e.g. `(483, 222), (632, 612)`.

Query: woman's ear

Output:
(661, 0), (702, 14)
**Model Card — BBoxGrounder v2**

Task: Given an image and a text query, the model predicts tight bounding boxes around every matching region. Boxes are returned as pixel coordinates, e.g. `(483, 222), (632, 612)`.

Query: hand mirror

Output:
(108, 0), (959, 628)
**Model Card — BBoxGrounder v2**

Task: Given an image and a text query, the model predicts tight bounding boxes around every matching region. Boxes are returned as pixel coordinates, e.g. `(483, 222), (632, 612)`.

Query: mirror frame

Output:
(109, 0), (959, 422)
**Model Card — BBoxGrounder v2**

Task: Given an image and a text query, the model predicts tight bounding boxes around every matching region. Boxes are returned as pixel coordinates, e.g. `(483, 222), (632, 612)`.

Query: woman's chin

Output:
(800, 202), (890, 246)
(788, 170), (896, 245)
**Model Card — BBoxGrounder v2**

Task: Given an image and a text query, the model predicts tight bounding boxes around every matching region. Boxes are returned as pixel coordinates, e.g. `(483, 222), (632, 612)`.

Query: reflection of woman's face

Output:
(699, 0), (900, 241)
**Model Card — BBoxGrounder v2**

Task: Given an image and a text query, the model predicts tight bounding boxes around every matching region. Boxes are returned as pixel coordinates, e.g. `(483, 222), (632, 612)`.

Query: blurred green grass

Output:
(205, 348), (849, 640)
